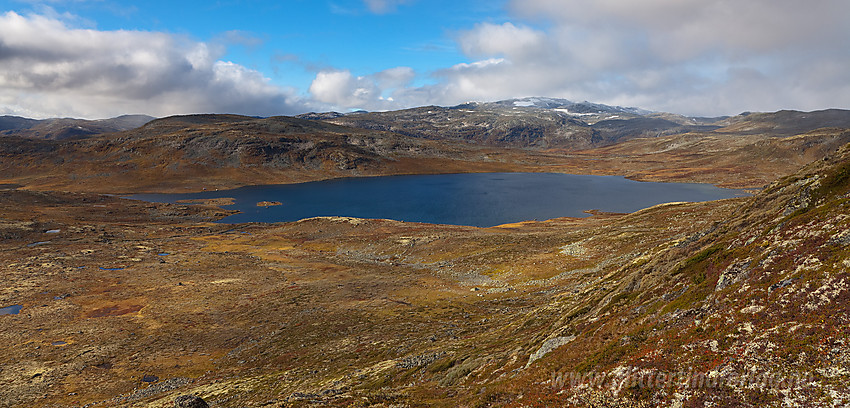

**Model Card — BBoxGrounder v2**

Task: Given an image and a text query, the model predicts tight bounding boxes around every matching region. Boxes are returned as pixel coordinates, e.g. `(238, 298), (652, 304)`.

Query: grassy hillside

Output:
(1, 134), (847, 406)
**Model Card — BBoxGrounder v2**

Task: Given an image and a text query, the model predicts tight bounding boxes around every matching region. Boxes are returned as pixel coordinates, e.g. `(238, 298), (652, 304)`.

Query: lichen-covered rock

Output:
(526, 336), (576, 367)
(715, 258), (752, 291)
(175, 395), (209, 408)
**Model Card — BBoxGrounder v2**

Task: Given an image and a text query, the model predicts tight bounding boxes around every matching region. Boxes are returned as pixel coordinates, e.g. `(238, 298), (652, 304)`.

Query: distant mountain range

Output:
(5, 99), (850, 150)
(473, 96), (654, 115)
(298, 98), (850, 150)
(0, 114), (154, 140)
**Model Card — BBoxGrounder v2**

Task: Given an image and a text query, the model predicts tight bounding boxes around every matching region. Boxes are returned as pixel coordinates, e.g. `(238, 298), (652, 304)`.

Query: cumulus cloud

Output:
(7, 2), (850, 118)
(309, 67), (417, 110)
(0, 11), (309, 119)
(309, 70), (379, 109)
(458, 23), (547, 60)
(373, 66), (415, 89)
(313, 0), (850, 116)
(450, 0), (850, 115)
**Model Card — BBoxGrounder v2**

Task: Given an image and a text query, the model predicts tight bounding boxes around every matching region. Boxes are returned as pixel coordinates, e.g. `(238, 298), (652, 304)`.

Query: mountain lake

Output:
(127, 173), (750, 227)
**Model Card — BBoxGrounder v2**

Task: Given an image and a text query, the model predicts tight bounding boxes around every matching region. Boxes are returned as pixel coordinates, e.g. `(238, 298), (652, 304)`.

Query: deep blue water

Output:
(128, 173), (749, 227)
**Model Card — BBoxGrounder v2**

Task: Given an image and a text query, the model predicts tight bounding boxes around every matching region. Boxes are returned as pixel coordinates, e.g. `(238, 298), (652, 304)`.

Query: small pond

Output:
(0, 305), (23, 315)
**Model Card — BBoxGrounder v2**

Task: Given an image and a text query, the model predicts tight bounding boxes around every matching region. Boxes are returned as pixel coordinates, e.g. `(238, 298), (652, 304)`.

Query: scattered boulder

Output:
(141, 374), (159, 383)
(715, 258), (753, 291)
(396, 351), (446, 369)
(768, 278), (796, 292)
(175, 394), (209, 408)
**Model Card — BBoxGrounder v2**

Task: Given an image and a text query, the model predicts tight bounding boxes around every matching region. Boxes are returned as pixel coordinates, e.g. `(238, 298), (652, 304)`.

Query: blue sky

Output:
(1, 0), (849, 118)
(57, 0), (504, 87)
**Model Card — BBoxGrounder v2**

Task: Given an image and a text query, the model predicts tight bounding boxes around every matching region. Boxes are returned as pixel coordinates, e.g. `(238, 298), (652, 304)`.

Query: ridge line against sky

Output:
(0, 0), (849, 119)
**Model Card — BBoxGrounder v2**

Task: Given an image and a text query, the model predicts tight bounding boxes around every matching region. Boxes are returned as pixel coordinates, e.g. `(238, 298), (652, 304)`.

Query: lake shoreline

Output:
(127, 172), (750, 228)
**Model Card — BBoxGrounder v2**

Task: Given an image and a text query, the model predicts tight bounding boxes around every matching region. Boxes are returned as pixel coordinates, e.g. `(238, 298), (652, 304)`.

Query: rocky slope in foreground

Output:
(0, 140), (847, 407)
(495, 139), (850, 407)
(252, 141), (849, 407)
(218, 141), (849, 406)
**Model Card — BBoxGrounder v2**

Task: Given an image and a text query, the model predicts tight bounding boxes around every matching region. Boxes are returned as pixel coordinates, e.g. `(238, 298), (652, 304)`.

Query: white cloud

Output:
(7, 2), (850, 119)
(511, 0), (850, 57)
(309, 67), (420, 111)
(0, 11), (309, 119)
(310, 0), (850, 116)
(494, 0), (850, 114)
(458, 23), (547, 60)
(373, 66), (415, 89)
(310, 70), (377, 108)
